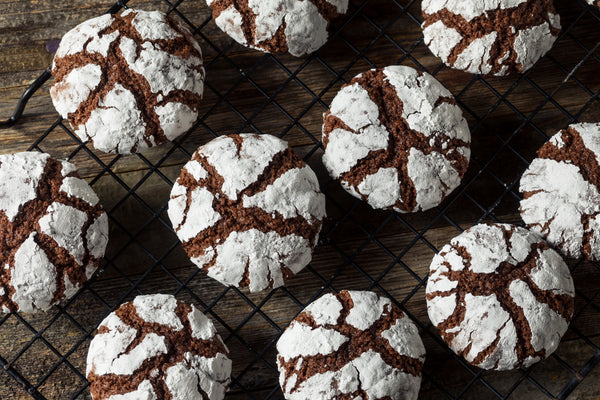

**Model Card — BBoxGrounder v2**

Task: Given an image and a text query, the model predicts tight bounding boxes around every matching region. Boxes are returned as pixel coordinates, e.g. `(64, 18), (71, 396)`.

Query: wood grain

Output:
(1, 0), (600, 399)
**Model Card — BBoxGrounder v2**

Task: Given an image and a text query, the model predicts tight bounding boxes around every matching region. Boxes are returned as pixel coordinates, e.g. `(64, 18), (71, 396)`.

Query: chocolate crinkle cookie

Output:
(588, 0), (600, 7)
(50, 9), (205, 154)
(520, 122), (600, 260)
(426, 223), (575, 370)
(276, 290), (425, 400)
(322, 65), (470, 213)
(422, 0), (561, 76)
(206, 0), (349, 57)
(168, 133), (326, 293)
(0, 152), (108, 313)
(86, 294), (232, 400)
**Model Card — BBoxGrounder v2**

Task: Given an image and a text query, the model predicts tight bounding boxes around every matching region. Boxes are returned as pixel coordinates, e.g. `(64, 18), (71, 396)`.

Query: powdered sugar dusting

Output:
(11, 233), (57, 313)
(383, 65), (469, 141)
(304, 293), (343, 326)
(520, 125), (600, 260)
(422, 0), (559, 76)
(133, 294), (184, 331)
(277, 322), (349, 361)
(187, 305), (218, 341)
(106, 380), (156, 400)
(52, 9), (205, 154)
(284, 1), (329, 57)
(39, 202), (88, 265)
(277, 290), (424, 400)
(60, 177), (100, 206)
(426, 223), (574, 370)
(173, 186), (221, 242)
(345, 290), (390, 330)
(356, 167), (401, 210)
(169, 134), (324, 293)
(422, 20), (462, 62)
(130, 10), (181, 41)
(509, 280), (568, 355)
(50, 64), (102, 117)
(207, 229), (312, 293)
(513, 22), (557, 72)
(382, 317), (426, 360)
(322, 126), (388, 177)
(210, 0), (348, 57)
(323, 66), (469, 214)
(0, 152), (49, 222)
(243, 166), (326, 222)
(76, 83), (148, 154)
(203, 134), (287, 201)
(214, 6), (247, 45)
(423, 0), (528, 21)
(55, 14), (114, 58)
(87, 294), (231, 399)
(407, 148), (461, 213)
(165, 353), (231, 400)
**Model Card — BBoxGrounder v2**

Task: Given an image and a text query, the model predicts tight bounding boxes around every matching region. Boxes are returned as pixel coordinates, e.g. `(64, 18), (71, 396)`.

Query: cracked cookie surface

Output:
(168, 134), (326, 293)
(50, 9), (205, 154)
(206, 0), (349, 57)
(322, 65), (470, 213)
(276, 290), (425, 400)
(520, 122), (600, 260)
(422, 0), (560, 76)
(426, 223), (574, 370)
(87, 294), (231, 400)
(0, 152), (108, 313)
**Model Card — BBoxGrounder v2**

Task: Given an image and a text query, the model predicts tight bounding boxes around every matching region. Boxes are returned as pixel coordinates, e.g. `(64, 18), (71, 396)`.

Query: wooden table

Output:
(1, 0), (599, 399)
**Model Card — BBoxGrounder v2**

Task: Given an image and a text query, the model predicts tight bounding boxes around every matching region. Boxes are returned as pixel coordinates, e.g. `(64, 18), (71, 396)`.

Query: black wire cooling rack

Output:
(1, 0), (600, 399)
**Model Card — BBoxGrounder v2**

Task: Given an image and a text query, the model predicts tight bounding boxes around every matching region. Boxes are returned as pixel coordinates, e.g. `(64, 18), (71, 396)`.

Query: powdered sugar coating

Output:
(208, 0), (349, 57)
(426, 223), (574, 370)
(87, 294), (231, 400)
(323, 65), (470, 213)
(168, 134), (326, 293)
(520, 123), (600, 260)
(277, 290), (425, 400)
(51, 9), (205, 154)
(422, 0), (560, 76)
(0, 152), (108, 313)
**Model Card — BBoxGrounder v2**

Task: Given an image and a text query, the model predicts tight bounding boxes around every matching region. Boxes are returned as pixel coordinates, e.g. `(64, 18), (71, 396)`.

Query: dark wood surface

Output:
(1, 0), (600, 399)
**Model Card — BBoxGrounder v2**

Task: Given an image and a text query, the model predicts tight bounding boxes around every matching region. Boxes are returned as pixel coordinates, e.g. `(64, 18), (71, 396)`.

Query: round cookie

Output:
(87, 294), (231, 400)
(276, 290), (425, 400)
(422, 0), (561, 76)
(50, 9), (205, 154)
(588, 0), (600, 7)
(520, 122), (600, 260)
(322, 65), (470, 213)
(426, 223), (575, 370)
(206, 0), (349, 57)
(168, 133), (326, 293)
(0, 152), (108, 313)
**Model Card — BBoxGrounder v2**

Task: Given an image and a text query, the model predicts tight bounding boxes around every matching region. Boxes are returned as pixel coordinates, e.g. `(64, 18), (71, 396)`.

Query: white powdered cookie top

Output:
(0, 152), (109, 313)
(277, 290), (425, 400)
(426, 223), (575, 370)
(0, 152), (49, 222)
(520, 122), (600, 260)
(51, 9), (205, 154)
(87, 294), (231, 400)
(323, 65), (470, 213)
(422, 0), (560, 75)
(168, 134), (326, 293)
(209, 0), (349, 57)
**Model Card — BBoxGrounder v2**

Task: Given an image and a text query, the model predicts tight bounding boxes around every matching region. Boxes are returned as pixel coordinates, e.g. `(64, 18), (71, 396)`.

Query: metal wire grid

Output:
(0, 0), (599, 398)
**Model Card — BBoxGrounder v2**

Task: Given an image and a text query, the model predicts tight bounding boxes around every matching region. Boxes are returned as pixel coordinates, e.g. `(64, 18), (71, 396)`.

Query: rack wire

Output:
(0, 0), (599, 398)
